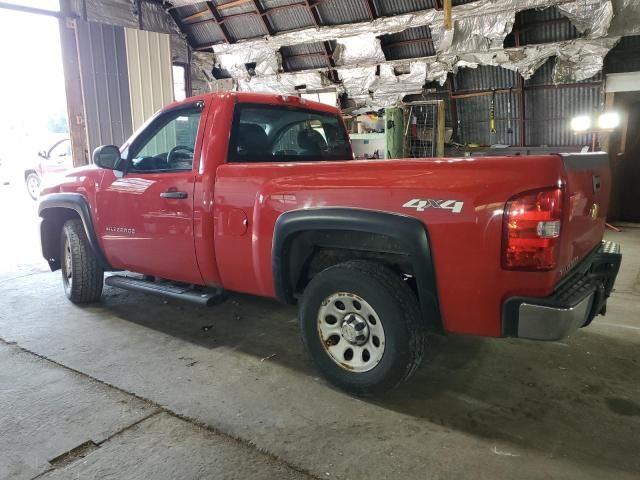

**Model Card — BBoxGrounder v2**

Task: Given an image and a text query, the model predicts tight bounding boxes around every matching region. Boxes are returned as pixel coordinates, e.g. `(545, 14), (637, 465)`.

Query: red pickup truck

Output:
(38, 92), (621, 395)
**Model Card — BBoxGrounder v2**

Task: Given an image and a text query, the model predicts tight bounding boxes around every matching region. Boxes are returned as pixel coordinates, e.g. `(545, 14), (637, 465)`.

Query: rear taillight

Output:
(502, 187), (563, 271)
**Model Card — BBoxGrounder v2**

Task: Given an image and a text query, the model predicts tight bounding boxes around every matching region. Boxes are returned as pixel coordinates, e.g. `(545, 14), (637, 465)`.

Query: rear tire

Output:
(61, 219), (104, 304)
(299, 260), (425, 396)
(25, 173), (40, 200)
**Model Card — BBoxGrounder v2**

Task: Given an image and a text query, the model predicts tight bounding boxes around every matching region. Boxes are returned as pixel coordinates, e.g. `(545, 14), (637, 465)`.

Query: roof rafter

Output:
(251, 0), (276, 36)
(207, 1), (234, 44)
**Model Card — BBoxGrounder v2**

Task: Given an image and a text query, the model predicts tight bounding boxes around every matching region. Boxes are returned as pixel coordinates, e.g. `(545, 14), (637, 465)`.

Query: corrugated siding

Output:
(281, 42), (332, 71)
(448, 62), (603, 146)
(373, 0), (436, 16)
(224, 14), (268, 40)
(525, 85), (602, 146)
(264, 4), (315, 32)
(316, 0), (371, 25)
(381, 25), (435, 60)
(517, 6), (580, 45)
(76, 21), (133, 153)
(454, 65), (517, 91)
(124, 29), (174, 130)
(175, 3), (209, 18)
(455, 91), (521, 146)
(188, 21), (227, 46)
(520, 20), (579, 45)
(214, 0), (254, 16)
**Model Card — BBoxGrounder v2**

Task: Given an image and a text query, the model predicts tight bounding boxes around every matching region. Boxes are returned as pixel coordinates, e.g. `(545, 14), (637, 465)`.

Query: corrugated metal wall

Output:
(448, 61), (604, 147)
(124, 29), (174, 131)
(76, 20), (133, 154)
(456, 92), (522, 147)
(525, 87), (601, 146)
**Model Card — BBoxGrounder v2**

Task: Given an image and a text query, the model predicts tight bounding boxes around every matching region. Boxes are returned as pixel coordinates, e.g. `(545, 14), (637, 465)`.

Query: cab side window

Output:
(228, 103), (352, 163)
(128, 108), (201, 173)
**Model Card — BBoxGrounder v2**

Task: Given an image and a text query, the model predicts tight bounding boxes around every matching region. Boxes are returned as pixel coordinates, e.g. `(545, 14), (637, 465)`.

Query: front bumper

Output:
(503, 241), (622, 341)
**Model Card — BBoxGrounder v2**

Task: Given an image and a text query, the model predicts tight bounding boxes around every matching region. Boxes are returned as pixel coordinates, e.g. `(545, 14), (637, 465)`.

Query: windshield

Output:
(228, 103), (353, 163)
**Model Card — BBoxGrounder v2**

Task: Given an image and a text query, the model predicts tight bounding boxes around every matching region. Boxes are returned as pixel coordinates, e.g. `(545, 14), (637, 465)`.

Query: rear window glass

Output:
(228, 103), (353, 163)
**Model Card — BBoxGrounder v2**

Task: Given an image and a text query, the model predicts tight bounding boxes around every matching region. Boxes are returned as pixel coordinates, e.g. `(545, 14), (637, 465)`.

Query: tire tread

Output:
(62, 219), (103, 304)
(335, 261), (425, 384)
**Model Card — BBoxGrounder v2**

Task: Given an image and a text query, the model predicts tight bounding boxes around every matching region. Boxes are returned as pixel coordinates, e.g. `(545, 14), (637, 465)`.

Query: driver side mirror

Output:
(93, 145), (122, 170)
(37, 150), (47, 159)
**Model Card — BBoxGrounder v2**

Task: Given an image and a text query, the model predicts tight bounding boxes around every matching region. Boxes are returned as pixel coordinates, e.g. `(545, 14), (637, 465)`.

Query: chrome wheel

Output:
(317, 292), (386, 372)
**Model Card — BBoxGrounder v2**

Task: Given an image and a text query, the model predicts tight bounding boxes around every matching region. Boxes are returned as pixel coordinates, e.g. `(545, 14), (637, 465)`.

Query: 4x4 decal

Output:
(402, 198), (464, 214)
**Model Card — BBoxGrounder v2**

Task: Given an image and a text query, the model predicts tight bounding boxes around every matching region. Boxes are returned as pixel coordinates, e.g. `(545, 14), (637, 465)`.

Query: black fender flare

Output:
(272, 208), (441, 327)
(38, 192), (112, 270)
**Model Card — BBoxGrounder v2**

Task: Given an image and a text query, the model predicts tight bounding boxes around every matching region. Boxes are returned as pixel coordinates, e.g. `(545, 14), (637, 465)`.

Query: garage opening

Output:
(0, 0), (68, 271)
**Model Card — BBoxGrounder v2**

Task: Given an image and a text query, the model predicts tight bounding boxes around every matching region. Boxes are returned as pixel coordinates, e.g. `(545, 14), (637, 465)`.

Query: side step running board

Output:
(105, 275), (225, 306)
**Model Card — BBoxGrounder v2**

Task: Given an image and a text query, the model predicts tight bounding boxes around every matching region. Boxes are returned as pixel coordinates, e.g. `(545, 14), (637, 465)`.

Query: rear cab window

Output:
(228, 103), (353, 163)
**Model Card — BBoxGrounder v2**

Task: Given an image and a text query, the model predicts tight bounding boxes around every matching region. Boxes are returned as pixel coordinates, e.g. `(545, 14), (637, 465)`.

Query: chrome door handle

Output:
(160, 191), (188, 199)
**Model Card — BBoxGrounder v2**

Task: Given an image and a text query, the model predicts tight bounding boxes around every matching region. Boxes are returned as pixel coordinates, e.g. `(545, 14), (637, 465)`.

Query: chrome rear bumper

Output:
(503, 241), (621, 341)
(517, 292), (595, 340)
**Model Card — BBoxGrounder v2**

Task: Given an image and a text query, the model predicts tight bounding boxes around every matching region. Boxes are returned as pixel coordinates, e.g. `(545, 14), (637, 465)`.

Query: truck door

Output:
(97, 103), (204, 284)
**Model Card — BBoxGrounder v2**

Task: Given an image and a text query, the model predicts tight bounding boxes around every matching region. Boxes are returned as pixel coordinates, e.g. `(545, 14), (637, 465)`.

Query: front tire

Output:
(25, 173), (40, 200)
(299, 260), (425, 396)
(61, 219), (104, 304)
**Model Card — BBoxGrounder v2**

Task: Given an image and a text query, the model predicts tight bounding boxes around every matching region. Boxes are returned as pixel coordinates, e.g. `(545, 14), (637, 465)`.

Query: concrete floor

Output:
(1, 182), (639, 479)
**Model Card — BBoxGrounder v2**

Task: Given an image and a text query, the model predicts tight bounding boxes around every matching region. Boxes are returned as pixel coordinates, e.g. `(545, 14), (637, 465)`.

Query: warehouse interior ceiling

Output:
(141, 0), (640, 112)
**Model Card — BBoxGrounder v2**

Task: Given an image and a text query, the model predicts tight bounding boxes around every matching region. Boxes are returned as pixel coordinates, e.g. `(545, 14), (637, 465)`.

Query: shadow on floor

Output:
(98, 286), (640, 474)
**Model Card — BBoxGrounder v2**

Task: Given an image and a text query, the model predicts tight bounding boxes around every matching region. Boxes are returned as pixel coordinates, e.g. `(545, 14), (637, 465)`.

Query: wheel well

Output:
(284, 229), (441, 331)
(289, 230), (414, 296)
(24, 169), (38, 180)
(40, 208), (81, 271)
(273, 209), (442, 332)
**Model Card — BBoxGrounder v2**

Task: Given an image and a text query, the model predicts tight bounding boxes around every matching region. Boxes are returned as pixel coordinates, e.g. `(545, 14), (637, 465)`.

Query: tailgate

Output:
(558, 153), (610, 274)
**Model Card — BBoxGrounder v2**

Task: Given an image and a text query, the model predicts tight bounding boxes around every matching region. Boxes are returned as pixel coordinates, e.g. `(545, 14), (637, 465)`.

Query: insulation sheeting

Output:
(445, 10), (515, 52)
(71, 0), (138, 28)
(171, 34), (189, 64)
(237, 71), (331, 94)
(140, 1), (180, 34)
(210, 0), (612, 54)
(557, 1), (613, 38)
(70, 0), (179, 33)
(191, 51), (216, 96)
(333, 33), (386, 66)
(215, 48), (281, 78)
(610, 0), (640, 36)
(450, 37), (620, 83)
(205, 0), (622, 110)
(338, 67), (378, 101)
(232, 36), (618, 110)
